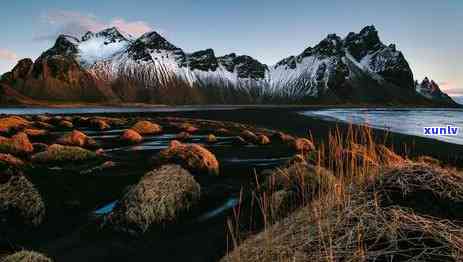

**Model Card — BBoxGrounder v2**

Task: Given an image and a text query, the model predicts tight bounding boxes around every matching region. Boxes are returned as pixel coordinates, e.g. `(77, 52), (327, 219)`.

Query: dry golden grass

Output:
(222, 125), (463, 262)
(1, 250), (52, 262)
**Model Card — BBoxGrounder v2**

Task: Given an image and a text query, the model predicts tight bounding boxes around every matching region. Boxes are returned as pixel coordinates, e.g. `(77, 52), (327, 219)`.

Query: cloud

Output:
(436, 81), (463, 96)
(0, 49), (18, 61)
(35, 10), (155, 41)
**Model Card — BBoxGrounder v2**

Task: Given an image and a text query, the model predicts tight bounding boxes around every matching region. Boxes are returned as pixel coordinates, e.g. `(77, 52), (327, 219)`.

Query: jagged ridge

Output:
(0, 25), (458, 106)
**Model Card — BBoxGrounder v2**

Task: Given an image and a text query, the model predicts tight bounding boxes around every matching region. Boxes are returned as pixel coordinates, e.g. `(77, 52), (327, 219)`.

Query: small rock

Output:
(175, 131), (191, 141)
(120, 129), (143, 144)
(271, 132), (295, 143)
(24, 128), (48, 137)
(180, 123), (199, 133)
(131, 120), (162, 135)
(257, 134), (270, 145)
(58, 120), (73, 129)
(56, 130), (97, 148)
(215, 128), (231, 136)
(156, 141), (219, 175)
(90, 118), (110, 130)
(232, 136), (249, 146)
(289, 138), (315, 153)
(240, 130), (258, 143)
(34, 121), (54, 129)
(206, 134), (218, 143)
(32, 143), (48, 153)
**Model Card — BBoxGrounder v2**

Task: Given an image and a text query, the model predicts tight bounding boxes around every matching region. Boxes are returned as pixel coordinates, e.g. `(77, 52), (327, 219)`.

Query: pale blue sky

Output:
(1, 0), (462, 95)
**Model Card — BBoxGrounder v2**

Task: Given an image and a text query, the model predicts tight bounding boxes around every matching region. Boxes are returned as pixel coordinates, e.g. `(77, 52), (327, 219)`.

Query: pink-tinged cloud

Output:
(35, 10), (156, 40)
(109, 19), (153, 38)
(0, 49), (18, 61)
(436, 81), (463, 96)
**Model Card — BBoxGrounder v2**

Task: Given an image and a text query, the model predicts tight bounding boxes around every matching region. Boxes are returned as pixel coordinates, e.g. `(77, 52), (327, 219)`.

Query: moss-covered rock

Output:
(179, 122), (199, 133)
(257, 134), (270, 145)
(23, 128), (48, 137)
(288, 138), (315, 154)
(271, 132), (294, 144)
(131, 120), (162, 135)
(105, 165), (200, 235)
(0, 116), (31, 133)
(240, 130), (258, 143)
(89, 118), (110, 130)
(0, 154), (25, 169)
(206, 134), (218, 143)
(1, 250), (52, 262)
(0, 132), (34, 156)
(31, 144), (98, 163)
(0, 171), (45, 227)
(56, 130), (97, 148)
(57, 120), (73, 129)
(175, 131), (191, 141)
(156, 141), (219, 175)
(120, 129), (142, 144)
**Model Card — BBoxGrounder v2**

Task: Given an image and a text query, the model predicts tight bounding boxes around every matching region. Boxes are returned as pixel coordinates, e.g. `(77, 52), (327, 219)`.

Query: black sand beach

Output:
(1, 107), (462, 262)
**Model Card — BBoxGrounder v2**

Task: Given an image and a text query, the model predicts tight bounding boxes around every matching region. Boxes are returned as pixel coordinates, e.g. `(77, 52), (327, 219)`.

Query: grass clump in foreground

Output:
(104, 165), (201, 235)
(31, 144), (98, 164)
(0, 170), (45, 227)
(222, 125), (463, 262)
(1, 250), (52, 262)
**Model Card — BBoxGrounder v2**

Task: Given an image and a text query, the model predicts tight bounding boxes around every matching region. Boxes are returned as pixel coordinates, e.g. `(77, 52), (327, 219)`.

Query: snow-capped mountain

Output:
(0, 25), (458, 106)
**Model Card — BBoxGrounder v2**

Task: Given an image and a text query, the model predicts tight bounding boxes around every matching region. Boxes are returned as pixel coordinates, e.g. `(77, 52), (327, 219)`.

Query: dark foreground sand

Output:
(2, 107), (462, 262)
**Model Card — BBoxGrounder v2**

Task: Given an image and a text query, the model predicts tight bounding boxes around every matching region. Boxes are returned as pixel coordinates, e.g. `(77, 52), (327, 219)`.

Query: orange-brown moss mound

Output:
(56, 130), (97, 148)
(0, 116), (31, 133)
(156, 141), (219, 175)
(120, 129), (142, 144)
(0, 132), (34, 156)
(131, 120), (162, 135)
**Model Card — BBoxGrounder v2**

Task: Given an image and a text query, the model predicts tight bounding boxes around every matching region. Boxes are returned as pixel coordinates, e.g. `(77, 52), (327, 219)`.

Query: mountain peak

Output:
(136, 31), (178, 50)
(344, 25), (383, 60)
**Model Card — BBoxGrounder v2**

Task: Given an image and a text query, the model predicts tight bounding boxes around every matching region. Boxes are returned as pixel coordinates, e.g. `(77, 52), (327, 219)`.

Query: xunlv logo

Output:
(423, 125), (459, 136)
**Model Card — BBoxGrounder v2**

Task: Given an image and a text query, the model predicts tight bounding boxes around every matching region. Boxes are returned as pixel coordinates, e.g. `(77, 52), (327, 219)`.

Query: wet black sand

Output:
(101, 107), (463, 166)
(2, 107), (462, 262)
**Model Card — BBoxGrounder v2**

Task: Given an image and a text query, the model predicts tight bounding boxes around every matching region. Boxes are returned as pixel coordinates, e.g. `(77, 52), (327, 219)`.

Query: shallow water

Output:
(301, 108), (463, 145)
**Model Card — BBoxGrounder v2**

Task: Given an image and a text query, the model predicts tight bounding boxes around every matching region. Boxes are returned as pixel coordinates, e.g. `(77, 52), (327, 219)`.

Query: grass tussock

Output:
(223, 192), (463, 262)
(31, 144), (98, 163)
(105, 165), (200, 235)
(1, 250), (52, 262)
(0, 172), (45, 227)
(371, 163), (463, 220)
(223, 124), (463, 262)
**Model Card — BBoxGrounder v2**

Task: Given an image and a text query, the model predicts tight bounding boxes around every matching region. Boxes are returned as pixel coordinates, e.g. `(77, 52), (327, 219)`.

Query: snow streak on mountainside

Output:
(0, 25), (458, 106)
